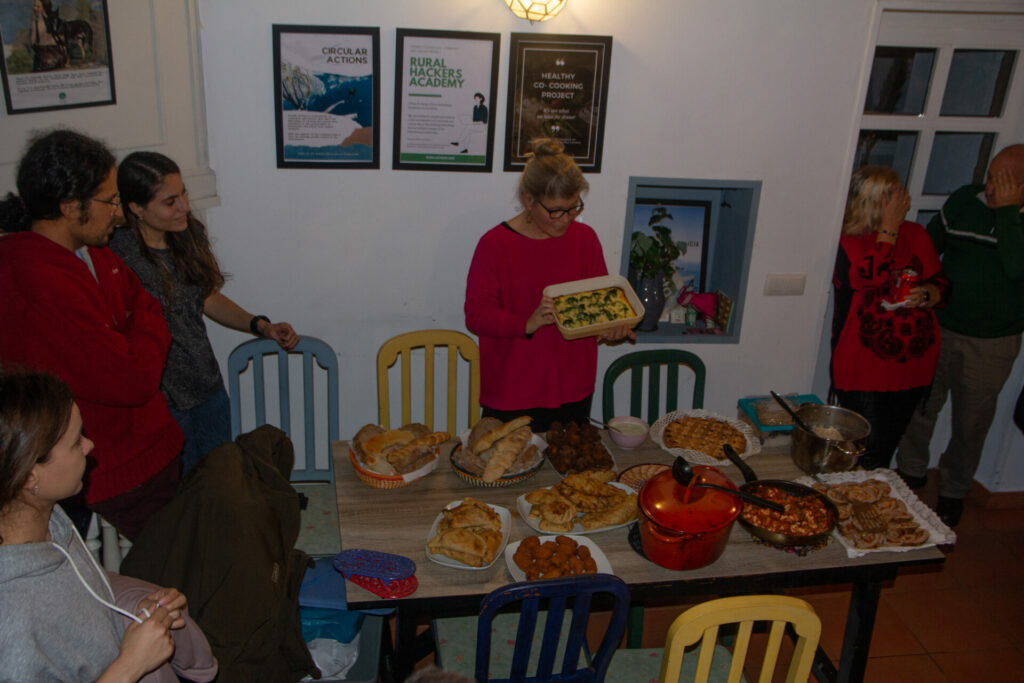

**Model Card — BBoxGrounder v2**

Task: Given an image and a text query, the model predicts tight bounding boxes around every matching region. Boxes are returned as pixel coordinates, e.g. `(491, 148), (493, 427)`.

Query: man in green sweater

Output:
(896, 144), (1024, 527)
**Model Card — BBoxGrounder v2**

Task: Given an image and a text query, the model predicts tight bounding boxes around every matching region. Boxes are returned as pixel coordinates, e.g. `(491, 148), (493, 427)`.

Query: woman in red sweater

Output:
(831, 166), (948, 470)
(465, 139), (633, 431)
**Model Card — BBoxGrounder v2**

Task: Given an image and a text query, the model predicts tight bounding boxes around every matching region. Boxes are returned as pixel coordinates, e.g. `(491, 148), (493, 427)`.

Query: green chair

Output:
(602, 349), (706, 647)
(602, 350), (706, 424)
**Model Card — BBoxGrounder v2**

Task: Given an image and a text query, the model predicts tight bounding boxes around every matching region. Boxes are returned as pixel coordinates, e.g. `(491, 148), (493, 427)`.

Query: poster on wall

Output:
(0, 0), (115, 115)
(504, 33), (611, 173)
(393, 29), (499, 172)
(273, 24), (380, 169)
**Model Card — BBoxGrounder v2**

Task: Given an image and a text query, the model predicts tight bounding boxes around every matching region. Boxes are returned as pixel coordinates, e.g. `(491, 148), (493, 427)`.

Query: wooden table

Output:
(331, 436), (945, 682)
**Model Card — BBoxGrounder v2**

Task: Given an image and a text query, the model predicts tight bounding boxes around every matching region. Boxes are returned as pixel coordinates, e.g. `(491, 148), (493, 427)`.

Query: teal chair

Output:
(602, 350), (706, 424)
(228, 336), (339, 484)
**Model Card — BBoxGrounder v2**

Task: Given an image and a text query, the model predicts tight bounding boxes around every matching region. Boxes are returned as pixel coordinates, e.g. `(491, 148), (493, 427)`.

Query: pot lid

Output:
(638, 466), (741, 533)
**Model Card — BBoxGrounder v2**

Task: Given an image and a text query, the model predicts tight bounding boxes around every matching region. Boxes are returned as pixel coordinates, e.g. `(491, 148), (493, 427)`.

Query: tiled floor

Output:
(639, 470), (1024, 682)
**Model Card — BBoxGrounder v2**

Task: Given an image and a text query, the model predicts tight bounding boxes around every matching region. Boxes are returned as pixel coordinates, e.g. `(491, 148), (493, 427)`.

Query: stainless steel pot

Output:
(790, 404), (869, 473)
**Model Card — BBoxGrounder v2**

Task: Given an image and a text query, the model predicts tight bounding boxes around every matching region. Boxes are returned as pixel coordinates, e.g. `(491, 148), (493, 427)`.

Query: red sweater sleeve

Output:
(465, 228), (531, 339)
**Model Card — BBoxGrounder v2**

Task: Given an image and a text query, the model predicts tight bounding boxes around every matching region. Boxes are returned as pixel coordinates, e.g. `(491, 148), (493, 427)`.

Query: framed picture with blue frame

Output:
(273, 24), (380, 169)
(620, 176), (762, 343)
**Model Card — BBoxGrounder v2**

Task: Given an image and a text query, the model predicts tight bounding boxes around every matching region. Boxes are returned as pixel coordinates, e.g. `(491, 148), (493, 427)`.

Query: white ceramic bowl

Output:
(607, 416), (649, 449)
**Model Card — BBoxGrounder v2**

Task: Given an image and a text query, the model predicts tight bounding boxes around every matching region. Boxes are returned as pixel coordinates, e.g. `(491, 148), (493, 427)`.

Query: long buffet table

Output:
(330, 434), (945, 682)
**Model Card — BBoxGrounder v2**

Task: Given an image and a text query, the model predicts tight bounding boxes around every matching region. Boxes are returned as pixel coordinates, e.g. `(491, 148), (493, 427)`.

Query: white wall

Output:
(196, 0), (874, 429)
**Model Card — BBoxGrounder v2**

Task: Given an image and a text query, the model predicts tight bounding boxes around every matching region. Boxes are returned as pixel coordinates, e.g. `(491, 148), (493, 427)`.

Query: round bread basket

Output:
(449, 444), (544, 488)
(349, 446), (438, 489)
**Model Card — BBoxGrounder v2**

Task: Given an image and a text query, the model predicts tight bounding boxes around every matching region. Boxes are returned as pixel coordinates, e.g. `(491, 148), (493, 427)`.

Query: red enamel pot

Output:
(637, 465), (742, 570)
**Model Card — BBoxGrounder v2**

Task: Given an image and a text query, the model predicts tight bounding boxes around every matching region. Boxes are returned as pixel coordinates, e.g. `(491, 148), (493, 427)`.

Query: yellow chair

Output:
(376, 329), (480, 434)
(605, 595), (821, 683)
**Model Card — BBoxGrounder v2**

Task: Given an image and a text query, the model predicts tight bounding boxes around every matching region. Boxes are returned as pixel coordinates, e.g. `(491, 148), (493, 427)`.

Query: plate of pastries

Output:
(350, 423), (450, 488)
(651, 409), (760, 466)
(800, 470), (956, 554)
(517, 469), (638, 534)
(505, 534), (611, 581)
(426, 497), (510, 569)
(450, 416), (545, 487)
(544, 421), (616, 474)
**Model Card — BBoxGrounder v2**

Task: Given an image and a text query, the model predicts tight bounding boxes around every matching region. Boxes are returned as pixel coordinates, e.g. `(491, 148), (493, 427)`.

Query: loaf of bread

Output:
(471, 415), (531, 455)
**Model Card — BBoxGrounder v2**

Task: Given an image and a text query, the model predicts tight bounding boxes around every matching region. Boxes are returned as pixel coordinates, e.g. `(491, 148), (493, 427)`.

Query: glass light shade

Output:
(504, 0), (568, 22)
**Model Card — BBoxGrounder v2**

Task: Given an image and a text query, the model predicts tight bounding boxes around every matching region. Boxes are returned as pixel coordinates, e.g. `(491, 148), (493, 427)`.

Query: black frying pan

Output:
(722, 443), (838, 546)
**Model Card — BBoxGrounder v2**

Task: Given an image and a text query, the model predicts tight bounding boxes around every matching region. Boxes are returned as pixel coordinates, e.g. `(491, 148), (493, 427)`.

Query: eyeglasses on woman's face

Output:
(535, 198), (584, 219)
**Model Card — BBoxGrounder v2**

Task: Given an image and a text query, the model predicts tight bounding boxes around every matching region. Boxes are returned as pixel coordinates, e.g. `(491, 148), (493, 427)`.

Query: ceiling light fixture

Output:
(504, 0), (569, 23)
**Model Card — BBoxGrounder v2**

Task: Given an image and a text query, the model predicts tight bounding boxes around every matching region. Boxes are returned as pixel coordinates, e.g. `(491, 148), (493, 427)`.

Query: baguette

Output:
(471, 416), (532, 455)
(363, 429), (414, 456)
(386, 431), (450, 471)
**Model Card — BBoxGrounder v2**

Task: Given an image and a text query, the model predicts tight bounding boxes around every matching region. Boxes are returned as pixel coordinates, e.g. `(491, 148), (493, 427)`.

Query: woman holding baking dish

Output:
(110, 152), (300, 475)
(830, 165), (948, 471)
(0, 371), (217, 683)
(465, 138), (635, 432)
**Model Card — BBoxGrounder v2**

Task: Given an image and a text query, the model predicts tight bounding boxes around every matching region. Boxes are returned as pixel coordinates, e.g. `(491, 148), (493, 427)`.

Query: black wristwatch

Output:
(250, 315), (270, 336)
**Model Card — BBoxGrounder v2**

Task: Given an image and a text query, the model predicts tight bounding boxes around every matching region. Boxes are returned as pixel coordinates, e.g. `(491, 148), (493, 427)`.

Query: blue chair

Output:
(602, 349), (707, 424)
(228, 336), (339, 484)
(434, 574), (631, 682)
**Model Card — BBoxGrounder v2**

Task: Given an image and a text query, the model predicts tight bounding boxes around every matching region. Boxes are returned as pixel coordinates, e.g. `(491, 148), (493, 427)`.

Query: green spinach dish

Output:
(553, 287), (634, 329)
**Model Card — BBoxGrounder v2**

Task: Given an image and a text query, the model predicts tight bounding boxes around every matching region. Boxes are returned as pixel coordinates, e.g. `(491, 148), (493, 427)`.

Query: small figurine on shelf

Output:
(677, 283), (717, 328)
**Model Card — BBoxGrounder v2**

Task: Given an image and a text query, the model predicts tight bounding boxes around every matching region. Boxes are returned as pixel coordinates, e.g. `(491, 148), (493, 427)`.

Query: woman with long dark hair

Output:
(111, 152), (299, 474)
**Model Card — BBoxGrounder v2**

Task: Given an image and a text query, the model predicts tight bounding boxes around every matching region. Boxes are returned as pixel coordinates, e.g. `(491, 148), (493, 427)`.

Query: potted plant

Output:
(629, 207), (686, 331)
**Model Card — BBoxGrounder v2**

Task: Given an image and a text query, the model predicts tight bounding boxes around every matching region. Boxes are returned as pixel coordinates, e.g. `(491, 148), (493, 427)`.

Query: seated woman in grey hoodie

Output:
(0, 372), (217, 683)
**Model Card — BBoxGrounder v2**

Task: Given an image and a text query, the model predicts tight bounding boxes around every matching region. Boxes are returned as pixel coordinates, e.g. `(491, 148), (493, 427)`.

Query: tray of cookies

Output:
(796, 468), (956, 557)
(651, 409), (760, 466)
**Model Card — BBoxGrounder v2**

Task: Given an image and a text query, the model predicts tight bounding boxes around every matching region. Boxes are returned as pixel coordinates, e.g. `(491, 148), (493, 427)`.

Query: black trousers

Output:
(834, 387), (928, 470)
(481, 394), (594, 433)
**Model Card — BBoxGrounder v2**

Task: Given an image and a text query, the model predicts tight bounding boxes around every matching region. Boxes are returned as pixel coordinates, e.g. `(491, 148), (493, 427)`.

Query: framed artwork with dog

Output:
(392, 28), (500, 172)
(0, 0), (115, 114)
(273, 24), (380, 169)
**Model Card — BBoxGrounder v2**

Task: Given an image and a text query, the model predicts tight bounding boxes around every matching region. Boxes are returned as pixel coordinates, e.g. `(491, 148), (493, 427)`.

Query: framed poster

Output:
(504, 33), (612, 173)
(393, 28), (499, 172)
(0, 0), (115, 115)
(273, 25), (380, 169)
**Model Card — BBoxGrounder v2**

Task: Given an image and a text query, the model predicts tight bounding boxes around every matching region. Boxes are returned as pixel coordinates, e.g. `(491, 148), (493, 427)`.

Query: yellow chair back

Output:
(376, 329), (480, 434)
(659, 595), (821, 683)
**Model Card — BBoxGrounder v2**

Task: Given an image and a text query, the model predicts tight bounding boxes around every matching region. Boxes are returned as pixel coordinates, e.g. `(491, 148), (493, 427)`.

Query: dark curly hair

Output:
(0, 129), (116, 232)
(118, 151), (225, 300)
(0, 372), (74, 540)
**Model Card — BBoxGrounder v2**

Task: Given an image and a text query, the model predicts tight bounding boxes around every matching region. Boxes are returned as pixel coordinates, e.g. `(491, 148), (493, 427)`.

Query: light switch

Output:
(764, 274), (806, 296)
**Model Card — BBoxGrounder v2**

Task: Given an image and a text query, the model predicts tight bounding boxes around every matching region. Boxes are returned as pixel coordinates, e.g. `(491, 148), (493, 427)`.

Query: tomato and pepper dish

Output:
(739, 484), (834, 536)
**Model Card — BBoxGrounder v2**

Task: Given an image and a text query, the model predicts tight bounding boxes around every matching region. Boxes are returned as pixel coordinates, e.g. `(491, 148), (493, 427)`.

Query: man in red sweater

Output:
(0, 130), (183, 539)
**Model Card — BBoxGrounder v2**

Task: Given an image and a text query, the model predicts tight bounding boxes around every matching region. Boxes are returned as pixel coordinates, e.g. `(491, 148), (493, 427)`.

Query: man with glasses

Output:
(0, 129), (183, 540)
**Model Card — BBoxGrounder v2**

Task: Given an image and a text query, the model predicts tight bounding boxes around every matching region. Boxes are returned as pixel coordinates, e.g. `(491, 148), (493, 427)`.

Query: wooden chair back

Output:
(376, 329), (480, 434)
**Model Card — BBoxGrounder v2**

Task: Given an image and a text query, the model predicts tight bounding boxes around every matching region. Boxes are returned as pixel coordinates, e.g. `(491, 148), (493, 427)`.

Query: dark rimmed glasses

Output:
(536, 198), (584, 219)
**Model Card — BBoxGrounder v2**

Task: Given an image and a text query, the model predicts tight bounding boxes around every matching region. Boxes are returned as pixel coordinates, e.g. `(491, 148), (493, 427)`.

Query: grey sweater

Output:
(0, 508), (218, 683)
(0, 507), (122, 682)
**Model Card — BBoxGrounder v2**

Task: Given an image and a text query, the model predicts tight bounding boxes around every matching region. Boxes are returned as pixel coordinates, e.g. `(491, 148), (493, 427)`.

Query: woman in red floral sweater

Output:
(831, 166), (949, 470)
